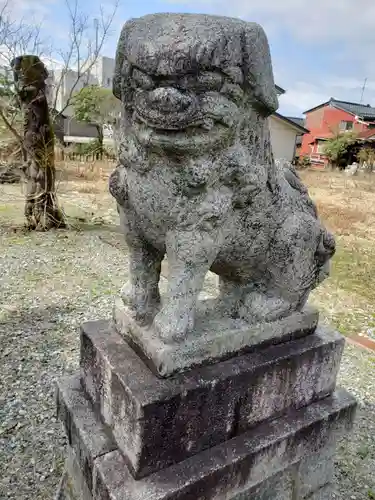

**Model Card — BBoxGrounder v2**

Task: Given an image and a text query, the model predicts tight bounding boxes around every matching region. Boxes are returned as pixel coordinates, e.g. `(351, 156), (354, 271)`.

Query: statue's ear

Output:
(10, 56), (21, 81)
(42, 64), (49, 81)
(241, 23), (279, 116)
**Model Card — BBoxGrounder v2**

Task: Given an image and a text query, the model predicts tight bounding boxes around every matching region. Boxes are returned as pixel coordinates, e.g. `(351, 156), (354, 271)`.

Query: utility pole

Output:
(360, 78), (368, 104)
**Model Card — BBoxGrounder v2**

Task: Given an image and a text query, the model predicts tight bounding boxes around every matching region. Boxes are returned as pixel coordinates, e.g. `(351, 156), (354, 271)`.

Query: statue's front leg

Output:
(153, 228), (221, 343)
(118, 205), (164, 325)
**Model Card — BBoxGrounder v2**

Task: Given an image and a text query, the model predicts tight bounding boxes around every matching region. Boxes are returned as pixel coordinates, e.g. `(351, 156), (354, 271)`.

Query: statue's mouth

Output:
(132, 114), (232, 153)
(133, 109), (213, 133)
(131, 93), (235, 152)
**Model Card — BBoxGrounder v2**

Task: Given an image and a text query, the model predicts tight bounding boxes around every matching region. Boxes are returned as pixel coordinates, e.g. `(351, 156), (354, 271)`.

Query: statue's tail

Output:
(315, 229), (336, 285)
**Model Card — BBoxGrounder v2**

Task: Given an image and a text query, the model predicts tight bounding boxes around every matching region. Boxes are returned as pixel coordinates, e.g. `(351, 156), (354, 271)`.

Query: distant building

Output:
(285, 116), (306, 159)
(47, 55), (116, 117)
(45, 56), (116, 143)
(300, 98), (375, 167)
(269, 114), (308, 163)
(268, 86), (309, 163)
(84, 56), (115, 89)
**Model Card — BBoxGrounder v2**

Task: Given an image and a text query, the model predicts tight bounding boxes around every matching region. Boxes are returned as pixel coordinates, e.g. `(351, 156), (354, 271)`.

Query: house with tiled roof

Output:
(300, 98), (375, 166)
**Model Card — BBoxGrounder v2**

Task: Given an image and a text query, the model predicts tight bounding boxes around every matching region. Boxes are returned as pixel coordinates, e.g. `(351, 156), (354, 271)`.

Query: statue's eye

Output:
(180, 72), (223, 93)
(220, 83), (244, 103)
(195, 72), (223, 91)
(132, 69), (154, 90)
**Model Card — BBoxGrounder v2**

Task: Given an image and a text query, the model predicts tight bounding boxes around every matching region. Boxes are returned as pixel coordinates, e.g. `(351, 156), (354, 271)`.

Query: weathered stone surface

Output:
(229, 469), (294, 500)
(306, 484), (334, 500)
(109, 13), (335, 355)
(114, 296), (319, 376)
(56, 376), (116, 492)
(61, 428), (336, 500)
(297, 446), (335, 498)
(65, 446), (93, 500)
(228, 445), (335, 499)
(80, 319), (344, 478)
(90, 388), (355, 499)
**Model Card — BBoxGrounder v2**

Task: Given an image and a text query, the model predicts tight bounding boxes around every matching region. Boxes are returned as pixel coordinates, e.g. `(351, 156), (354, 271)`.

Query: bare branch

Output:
(51, 0), (119, 118)
(0, 103), (23, 144)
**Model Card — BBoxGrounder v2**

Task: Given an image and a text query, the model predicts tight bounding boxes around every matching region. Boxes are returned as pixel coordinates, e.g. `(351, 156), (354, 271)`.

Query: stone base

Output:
(57, 376), (356, 500)
(80, 319), (344, 478)
(113, 296), (319, 377)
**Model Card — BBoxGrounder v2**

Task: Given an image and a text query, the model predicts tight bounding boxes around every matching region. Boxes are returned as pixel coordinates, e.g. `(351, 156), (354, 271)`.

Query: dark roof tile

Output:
(286, 116), (305, 127)
(332, 99), (375, 118)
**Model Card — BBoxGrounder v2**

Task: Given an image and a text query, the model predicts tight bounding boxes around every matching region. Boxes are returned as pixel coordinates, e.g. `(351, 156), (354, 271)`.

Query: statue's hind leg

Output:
(217, 276), (246, 318)
(218, 277), (295, 323)
(237, 215), (321, 323)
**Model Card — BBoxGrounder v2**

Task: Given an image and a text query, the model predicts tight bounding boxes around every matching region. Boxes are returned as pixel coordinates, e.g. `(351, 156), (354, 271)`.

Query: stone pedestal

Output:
(56, 317), (356, 500)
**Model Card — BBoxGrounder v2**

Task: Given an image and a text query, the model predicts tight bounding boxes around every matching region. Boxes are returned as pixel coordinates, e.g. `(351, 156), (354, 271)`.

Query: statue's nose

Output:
(147, 87), (192, 113)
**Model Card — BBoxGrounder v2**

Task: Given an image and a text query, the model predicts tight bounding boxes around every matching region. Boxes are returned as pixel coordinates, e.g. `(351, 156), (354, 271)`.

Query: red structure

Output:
(300, 98), (375, 167)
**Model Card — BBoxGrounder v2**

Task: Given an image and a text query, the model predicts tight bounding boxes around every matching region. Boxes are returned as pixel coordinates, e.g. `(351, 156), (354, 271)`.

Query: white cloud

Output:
(166, 0), (375, 46)
(1, 0), (56, 22)
(164, 0), (375, 115)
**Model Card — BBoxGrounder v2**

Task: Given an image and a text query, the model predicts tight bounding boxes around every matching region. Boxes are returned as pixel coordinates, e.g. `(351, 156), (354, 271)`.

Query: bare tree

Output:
(0, 0), (47, 158)
(0, 0), (119, 230)
(12, 55), (65, 230)
(0, 0), (119, 132)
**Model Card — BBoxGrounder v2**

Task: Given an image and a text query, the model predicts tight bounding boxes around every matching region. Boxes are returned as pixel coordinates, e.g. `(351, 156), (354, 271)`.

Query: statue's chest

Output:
(125, 165), (232, 231)
(126, 165), (206, 218)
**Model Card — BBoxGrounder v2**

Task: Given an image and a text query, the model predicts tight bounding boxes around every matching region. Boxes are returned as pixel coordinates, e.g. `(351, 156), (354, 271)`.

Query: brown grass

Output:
(300, 169), (375, 336)
(56, 159), (114, 182)
(55, 159), (114, 194)
(301, 170), (375, 237)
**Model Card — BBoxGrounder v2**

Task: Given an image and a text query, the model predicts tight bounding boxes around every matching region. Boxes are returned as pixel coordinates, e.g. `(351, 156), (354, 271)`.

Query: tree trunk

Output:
(11, 55), (65, 230)
(96, 124), (104, 160)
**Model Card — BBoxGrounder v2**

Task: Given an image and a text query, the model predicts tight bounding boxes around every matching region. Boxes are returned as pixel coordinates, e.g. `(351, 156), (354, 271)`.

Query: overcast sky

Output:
(4, 0), (375, 117)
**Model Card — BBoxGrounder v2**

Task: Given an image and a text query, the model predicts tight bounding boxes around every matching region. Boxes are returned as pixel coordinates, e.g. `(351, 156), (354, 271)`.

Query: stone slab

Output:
(65, 446), (93, 500)
(58, 377), (355, 500)
(113, 297), (319, 377)
(80, 319), (344, 478)
(229, 445), (335, 500)
(56, 376), (116, 493)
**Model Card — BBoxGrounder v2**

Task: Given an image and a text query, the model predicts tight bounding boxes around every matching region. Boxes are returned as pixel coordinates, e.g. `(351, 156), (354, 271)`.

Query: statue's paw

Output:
(120, 282), (160, 326)
(153, 307), (193, 344)
(120, 281), (137, 308)
(238, 292), (293, 324)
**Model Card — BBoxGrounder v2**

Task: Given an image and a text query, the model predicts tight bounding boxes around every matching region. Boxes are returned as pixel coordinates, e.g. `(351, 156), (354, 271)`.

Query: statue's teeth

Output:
(202, 119), (214, 130)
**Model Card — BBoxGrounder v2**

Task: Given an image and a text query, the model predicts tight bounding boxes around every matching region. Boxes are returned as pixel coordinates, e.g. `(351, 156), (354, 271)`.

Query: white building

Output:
(84, 55), (115, 89)
(47, 68), (97, 116)
(269, 86), (308, 163)
(47, 55), (116, 116)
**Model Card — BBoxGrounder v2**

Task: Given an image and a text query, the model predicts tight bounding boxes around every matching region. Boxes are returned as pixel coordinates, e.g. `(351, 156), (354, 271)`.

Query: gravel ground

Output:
(0, 184), (374, 500)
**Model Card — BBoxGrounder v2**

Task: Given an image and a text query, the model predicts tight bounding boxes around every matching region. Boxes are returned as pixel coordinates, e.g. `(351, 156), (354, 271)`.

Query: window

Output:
(316, 140), (326, 154)
(339, 120), (353, 131)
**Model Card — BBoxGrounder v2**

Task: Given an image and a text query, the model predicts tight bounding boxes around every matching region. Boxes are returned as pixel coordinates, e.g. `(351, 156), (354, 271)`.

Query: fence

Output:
(55, 150), (116, 162)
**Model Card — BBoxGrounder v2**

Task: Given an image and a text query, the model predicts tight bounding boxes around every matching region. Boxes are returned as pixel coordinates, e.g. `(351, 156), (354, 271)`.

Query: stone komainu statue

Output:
(109, 13), (335, 343)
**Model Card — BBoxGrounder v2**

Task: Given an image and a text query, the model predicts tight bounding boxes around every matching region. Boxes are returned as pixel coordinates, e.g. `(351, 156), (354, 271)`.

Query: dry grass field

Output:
(301, 170), (375, 338)
(1, 163), (375, 500)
